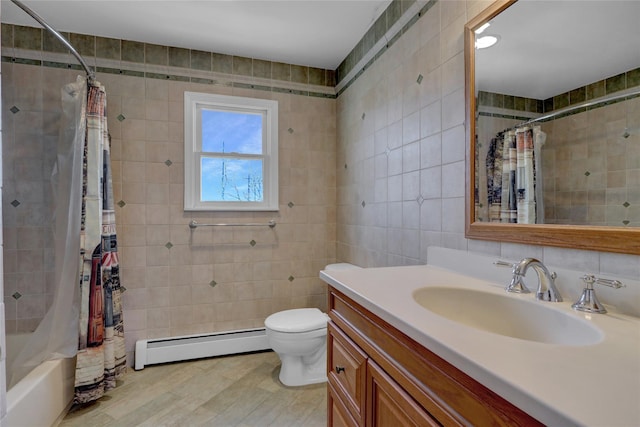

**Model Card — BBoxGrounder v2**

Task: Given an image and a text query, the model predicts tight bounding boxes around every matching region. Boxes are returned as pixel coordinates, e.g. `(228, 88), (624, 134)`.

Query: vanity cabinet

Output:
(327, 287), (544, 427)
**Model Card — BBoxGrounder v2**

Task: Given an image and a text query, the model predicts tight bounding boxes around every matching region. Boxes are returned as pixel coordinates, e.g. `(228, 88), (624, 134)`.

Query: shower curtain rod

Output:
(10, 0), (95, 81)
(517, 86), (640, 128)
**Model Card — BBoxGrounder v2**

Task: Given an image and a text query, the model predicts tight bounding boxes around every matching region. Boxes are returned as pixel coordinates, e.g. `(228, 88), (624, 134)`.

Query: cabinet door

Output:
(329, 382), (359, 427)
(366, 360), (440, 427)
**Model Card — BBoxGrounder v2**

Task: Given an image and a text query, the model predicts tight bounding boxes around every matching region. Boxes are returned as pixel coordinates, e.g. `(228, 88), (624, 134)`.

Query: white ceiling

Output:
(0, 0), (392, 70)
(475, 0), (640, 100)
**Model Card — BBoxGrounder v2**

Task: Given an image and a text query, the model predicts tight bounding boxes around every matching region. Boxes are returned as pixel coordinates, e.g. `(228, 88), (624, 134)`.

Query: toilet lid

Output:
(265, 308), (328, 333)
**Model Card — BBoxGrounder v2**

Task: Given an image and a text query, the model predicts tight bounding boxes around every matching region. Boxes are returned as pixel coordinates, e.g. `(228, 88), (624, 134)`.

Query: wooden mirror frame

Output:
(464, 0), (640, 255)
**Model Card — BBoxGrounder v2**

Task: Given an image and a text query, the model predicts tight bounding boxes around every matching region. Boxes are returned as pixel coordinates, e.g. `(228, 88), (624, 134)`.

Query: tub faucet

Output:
(510, 258), (562, 302)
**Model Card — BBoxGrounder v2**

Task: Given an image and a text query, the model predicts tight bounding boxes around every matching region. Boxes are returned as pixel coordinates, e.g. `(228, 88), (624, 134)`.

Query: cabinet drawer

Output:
(328, 321), (367, 424)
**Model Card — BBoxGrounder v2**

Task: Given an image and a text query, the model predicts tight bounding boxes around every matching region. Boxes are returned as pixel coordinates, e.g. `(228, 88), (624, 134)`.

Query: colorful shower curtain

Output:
(74, 81), (126, 404)
(485, 125), (545, 224)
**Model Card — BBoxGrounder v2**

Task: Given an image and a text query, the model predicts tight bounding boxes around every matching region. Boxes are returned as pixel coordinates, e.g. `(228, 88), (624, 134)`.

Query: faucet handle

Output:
(506, 275), (532, 294)
(580, 274), (625, 289)
(494, 260), (514, 268)
(572, 275), (625, 314)
(495, 260), (532, 293)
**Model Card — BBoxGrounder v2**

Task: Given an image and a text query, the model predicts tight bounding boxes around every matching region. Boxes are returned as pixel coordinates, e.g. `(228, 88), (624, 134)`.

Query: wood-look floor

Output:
(60, 351), (327, 427)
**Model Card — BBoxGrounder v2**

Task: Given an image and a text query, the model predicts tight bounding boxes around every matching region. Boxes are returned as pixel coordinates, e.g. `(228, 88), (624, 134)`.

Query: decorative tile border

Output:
(477, 91), (543, 114)
(1, 23), (336, 99)
(336, 0), (438, 96)
(478, 66), (640, 123)
(336, 0), (434, 85)
(2, 23), (335, 85)
(545, 67), (640, 112)
(2, 0), (434, 100)
(477, 111), (534, 122)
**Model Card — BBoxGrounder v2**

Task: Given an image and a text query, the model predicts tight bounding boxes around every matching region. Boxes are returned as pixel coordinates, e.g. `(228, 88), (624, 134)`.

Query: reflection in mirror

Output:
(473, 0), (640, 226)
(465, 0), (640, 254)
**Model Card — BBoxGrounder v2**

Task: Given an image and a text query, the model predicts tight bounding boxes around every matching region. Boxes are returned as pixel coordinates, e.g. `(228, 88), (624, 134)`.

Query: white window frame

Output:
(184, 92), (278, 211)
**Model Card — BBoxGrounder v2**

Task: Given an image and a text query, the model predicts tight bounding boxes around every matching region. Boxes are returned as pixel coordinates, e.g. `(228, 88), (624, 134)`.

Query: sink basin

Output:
(413, 286), (603, 346)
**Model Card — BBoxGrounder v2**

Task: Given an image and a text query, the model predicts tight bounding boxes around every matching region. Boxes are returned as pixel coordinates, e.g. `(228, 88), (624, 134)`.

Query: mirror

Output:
(465, 0), (640, 254)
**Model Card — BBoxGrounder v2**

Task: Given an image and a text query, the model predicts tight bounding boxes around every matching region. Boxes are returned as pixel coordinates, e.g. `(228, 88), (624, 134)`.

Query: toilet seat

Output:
(265, 308), (328, 333)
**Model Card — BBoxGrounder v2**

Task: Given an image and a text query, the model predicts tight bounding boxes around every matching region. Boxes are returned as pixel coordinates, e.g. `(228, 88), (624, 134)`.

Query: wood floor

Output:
(60, 351), (327, 427)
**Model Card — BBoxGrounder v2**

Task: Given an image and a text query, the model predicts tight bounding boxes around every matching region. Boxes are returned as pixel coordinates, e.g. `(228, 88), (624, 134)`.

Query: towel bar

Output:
(188, 219), (276, 229)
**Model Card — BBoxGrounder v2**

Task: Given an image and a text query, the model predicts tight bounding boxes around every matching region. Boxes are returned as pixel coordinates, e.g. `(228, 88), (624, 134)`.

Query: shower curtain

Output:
(7, 76), (126, 402)
(74, 79), (126, 404)
(8, 76), (87, 387)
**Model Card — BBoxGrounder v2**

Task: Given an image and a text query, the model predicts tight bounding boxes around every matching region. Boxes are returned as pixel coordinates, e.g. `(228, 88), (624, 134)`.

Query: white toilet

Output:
(265, 263), (361, 387)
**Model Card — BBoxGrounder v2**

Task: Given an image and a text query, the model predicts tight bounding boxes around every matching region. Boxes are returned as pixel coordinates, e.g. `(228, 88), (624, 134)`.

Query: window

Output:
(184, 92), (278, 211)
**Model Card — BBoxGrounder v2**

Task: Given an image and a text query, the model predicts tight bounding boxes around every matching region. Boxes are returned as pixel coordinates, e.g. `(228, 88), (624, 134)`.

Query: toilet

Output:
(265, 263), (361, 387)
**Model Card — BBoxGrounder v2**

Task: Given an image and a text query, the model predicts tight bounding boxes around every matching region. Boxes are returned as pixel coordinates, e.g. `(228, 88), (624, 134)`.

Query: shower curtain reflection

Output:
(479, 124), (546, 224)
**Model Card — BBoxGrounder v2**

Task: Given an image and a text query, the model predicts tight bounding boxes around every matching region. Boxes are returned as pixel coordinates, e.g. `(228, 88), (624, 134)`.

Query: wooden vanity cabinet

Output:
(327, 287), (544, 427)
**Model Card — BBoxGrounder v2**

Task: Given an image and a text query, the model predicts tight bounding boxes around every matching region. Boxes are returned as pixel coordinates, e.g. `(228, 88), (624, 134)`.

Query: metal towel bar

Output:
(189, 220), (276, 229)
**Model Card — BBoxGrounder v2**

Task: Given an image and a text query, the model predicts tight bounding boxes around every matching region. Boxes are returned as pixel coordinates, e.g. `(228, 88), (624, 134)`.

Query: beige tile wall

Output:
(2, 62), (337, 364)
(335, 0), (640, 300)
(542, 99), (640, 226)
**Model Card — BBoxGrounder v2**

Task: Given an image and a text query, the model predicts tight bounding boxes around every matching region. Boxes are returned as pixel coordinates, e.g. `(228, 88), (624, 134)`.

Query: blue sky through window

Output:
(200, 109), (264, 201)
(201, 109), (263, 154)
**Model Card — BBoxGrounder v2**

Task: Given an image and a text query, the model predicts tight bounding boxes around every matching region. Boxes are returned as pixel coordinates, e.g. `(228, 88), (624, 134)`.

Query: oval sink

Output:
(413, 287), (603, 346)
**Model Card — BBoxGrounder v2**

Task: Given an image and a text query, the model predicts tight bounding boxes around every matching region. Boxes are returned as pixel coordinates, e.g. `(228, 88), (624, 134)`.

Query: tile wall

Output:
(335, 0), (640, 292)
(1, 30), (337, 364)
(337, 0), (473, 266)
(1, 61), (57, 334)
(541, 99), (640, 226)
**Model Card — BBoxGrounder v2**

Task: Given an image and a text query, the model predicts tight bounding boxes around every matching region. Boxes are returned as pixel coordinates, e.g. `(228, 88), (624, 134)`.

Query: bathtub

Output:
(3, 334), (75, 427)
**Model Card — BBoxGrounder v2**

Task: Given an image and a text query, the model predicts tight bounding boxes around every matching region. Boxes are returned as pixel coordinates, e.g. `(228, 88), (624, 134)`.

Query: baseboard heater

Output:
(134, 327), (270, 370)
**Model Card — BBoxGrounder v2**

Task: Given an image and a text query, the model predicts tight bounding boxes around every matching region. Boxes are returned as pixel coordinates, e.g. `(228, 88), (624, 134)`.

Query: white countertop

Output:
(320, 264), (640, 427)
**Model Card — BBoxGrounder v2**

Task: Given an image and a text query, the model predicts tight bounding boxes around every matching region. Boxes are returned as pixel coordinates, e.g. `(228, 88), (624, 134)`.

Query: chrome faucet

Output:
(509, 258), (562, 302)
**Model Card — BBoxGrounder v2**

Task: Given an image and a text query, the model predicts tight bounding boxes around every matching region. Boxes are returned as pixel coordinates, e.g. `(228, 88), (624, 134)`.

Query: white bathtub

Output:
(3, 334), (75, 427)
